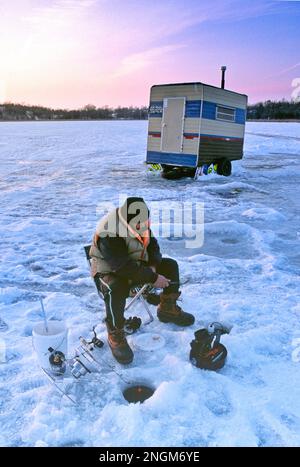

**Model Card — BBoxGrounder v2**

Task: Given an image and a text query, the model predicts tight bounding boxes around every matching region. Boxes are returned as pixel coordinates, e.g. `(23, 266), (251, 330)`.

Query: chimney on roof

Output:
(221, 66), (227, 89)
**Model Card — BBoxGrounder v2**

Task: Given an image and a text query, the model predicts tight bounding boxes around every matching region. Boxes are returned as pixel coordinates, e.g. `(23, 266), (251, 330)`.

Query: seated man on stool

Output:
(89, 197), (194, 364)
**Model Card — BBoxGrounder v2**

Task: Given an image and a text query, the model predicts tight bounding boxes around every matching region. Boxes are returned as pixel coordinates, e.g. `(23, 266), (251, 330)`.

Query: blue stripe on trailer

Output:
(149, 99), (246, 124)
(202, 101), (246, 124)
(185, 100), (201, 118)
(235, 108), (246, 124)
(146, 151), (197, 167)
(202, 101), (217, 119)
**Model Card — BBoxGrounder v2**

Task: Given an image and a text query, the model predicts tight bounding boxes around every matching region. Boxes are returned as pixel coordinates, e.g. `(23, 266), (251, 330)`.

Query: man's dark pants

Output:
(94, 258), (179, 328)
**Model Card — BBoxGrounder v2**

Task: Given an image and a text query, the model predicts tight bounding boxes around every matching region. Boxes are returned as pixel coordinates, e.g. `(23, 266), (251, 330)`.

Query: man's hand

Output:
(150, 266), (156, 273)
(153, 274), (170, 289)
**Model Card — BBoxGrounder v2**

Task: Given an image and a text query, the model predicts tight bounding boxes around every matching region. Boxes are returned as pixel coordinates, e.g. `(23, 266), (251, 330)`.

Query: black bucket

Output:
(190, 343), (227, 371)
(122, 385), (155, 404)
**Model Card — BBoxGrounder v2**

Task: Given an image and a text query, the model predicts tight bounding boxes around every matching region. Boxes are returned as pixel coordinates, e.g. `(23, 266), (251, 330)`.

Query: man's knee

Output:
(163, 257), (178, 266)
(95, 274), (129, 298)
(160, 257), (178, 272)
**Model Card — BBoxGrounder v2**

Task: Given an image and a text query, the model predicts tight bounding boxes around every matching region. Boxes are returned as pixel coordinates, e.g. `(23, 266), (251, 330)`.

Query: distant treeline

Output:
(247, 100), (300, 120)
(0, 103), (148, 121)
(0, 100), (299, 121)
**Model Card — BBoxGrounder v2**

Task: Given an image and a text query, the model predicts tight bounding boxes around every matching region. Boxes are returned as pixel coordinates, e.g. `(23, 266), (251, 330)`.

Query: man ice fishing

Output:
(89, 197), (195, 364)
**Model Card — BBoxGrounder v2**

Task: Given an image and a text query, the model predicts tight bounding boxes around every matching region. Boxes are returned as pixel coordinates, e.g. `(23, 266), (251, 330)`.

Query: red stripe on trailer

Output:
(201, 135), (243, 142)
(183, 133), (199, 139)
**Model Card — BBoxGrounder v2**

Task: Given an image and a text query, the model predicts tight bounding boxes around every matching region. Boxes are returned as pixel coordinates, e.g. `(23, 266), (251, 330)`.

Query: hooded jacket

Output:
(89, 207), (162, 284)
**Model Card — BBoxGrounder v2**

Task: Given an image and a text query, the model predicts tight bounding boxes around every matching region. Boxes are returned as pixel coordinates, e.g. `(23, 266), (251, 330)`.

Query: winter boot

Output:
(157, 292), (195, 327)
(106, 321), (134, 365)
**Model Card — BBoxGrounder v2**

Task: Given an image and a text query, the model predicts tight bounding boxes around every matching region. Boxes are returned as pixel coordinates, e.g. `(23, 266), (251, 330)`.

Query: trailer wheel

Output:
(184, 168), (197, 178)
(162, 168), (184, 180)
(216, 159), (232, 177)
(161, 165), (175, 177)
(161, 165), (196, 180)
(161, 164), (174, 173)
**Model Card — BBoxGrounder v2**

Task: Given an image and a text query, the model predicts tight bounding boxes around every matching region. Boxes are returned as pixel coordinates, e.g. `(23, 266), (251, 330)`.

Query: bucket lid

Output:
(130, 333), (166, 351)
(33, 320), (67, 336)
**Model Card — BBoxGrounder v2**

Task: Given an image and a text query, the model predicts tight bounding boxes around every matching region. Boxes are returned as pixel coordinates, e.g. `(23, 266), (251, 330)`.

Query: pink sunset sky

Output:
(0, 0), (299, 108)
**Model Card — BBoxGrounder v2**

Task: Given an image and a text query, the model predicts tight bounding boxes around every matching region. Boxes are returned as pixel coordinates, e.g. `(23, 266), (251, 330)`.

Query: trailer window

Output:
(216, 105), (235, 122)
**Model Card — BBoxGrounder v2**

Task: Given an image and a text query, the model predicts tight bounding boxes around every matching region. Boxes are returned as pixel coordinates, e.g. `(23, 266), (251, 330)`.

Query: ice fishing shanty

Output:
(146, 67), (248, 177)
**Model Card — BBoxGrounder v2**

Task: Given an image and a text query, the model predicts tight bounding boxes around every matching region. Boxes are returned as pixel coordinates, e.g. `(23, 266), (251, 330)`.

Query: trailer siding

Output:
(151, 84), (202, 100)
(203, 85), (247, 108)
(197, 85), (247, 165)
(198, 138), (244, 163)
(200, 119), (245, 138)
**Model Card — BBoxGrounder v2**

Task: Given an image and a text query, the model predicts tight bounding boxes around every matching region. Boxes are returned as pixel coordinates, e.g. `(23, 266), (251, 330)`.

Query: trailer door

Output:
(161, 97), (185, 153)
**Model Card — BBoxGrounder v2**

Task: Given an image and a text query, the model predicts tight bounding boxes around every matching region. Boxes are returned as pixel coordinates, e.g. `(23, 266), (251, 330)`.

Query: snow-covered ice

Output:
(0, 120), (300, 447)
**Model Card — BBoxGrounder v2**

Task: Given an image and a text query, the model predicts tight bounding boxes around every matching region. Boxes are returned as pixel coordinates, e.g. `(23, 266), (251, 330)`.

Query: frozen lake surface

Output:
(0, 121), (299, 446)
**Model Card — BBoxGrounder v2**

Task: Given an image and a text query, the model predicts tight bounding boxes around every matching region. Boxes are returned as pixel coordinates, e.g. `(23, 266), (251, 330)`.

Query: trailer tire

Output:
(185, 168), (197, 178)
(162, 168), (184, 180)
(161, 166), (196, 180)
(161, 164), (174, 173)
(216, 159), (232, 177)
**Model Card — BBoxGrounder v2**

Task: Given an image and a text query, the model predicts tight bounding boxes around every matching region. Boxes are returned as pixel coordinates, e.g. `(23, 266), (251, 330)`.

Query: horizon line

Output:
(1, 98), (298, 110)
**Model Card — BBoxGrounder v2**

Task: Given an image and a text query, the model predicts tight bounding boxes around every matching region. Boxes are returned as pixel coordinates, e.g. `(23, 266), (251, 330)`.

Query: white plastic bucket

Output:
(32, 321), (68, 370)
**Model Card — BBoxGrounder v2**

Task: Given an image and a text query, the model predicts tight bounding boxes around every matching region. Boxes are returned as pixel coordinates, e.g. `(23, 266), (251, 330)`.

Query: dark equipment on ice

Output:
(89, 325), (105, 349)
(124, 316), (142, 333)
(123, 385), (155, 404)
(189, 322), (230, 371)
(48, 347), (66, 376)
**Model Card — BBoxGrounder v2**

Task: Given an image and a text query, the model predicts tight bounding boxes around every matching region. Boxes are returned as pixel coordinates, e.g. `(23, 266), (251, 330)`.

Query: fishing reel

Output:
(70, 354), (91, 379)
(189, 322), (231, 371)
(124, 316), (142, 334)
(47, 327), (104, 379)
(70, 326), (104, 379)
(48, 347), (67, 376)
(89, 325), (105, 349)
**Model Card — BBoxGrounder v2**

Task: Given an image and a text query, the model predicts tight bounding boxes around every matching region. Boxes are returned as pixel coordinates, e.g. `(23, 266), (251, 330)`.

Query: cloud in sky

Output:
(278, 62), (300, 75)
(113, 45), (187, 77)
(22, 0), (98, 24)
(0, 0), (299, 106)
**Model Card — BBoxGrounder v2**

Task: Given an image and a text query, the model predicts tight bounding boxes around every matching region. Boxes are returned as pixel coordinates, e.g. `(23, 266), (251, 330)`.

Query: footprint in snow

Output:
(0, 363), (22, 382)
(0, 387), (12, 409)
(0, 316), (8, 332)
(205, 390), (233, 417)
(280, 412), (300, 431)
(17, 378), (46, 393)
(255, 422), (285, 447)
